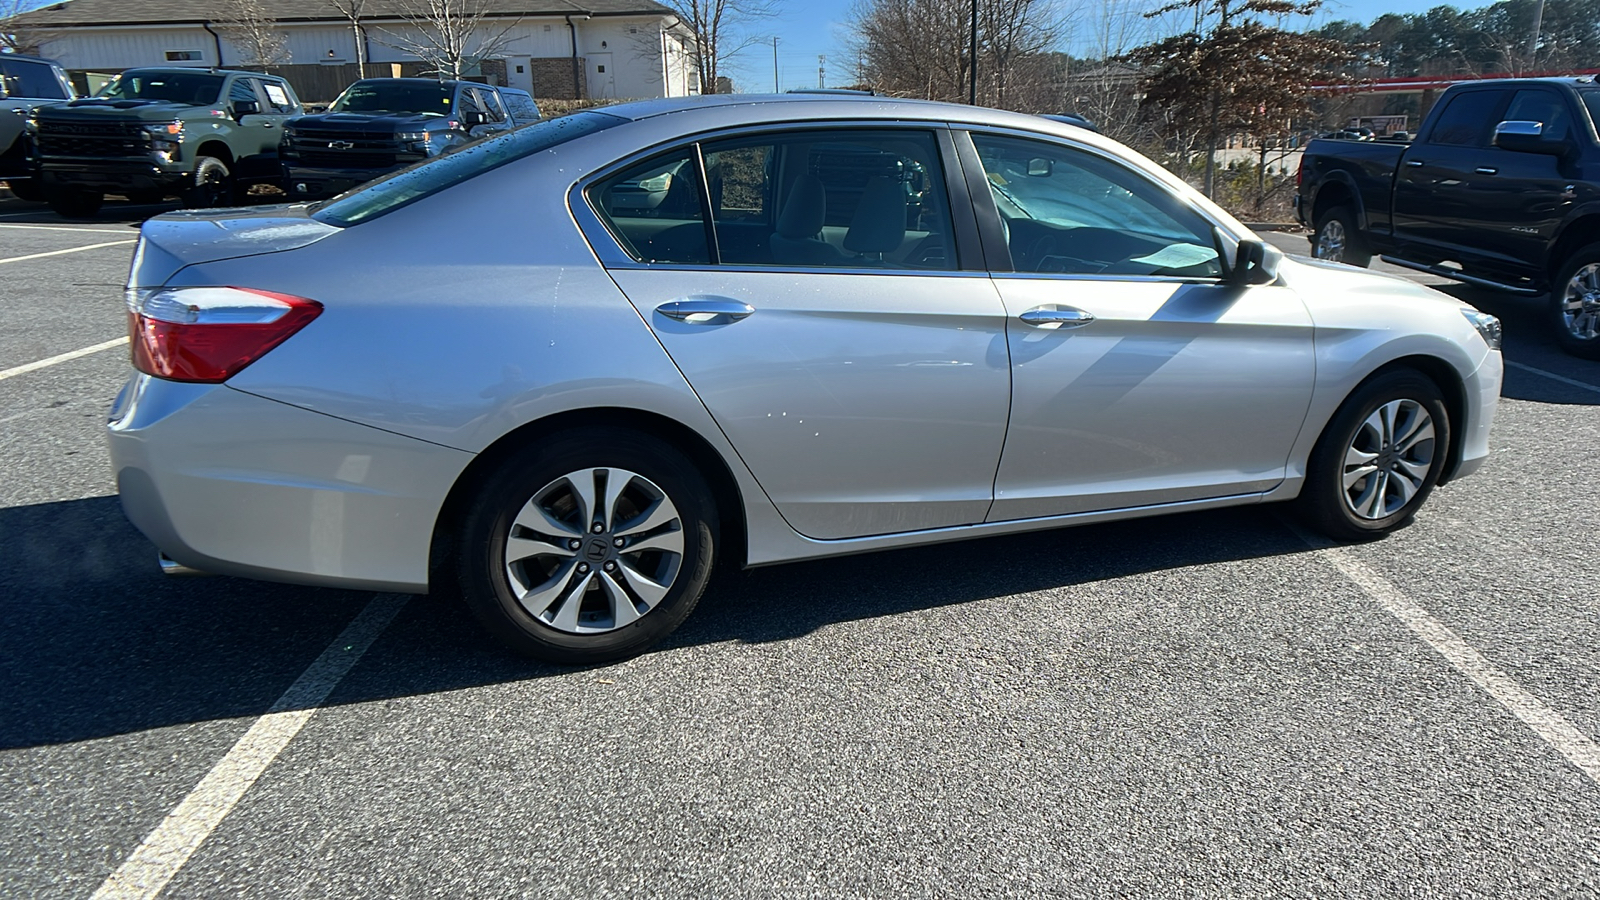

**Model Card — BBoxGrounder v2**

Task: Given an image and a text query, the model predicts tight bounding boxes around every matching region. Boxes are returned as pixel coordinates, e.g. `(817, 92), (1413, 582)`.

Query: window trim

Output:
(955, 127), (1240, 282)
(570, 121), (984, 275)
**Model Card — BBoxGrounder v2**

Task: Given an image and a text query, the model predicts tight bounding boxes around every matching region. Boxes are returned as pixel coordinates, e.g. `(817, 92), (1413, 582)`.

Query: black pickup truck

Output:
(280, 78), (539, 199)
(1296, 76), (1600, 358)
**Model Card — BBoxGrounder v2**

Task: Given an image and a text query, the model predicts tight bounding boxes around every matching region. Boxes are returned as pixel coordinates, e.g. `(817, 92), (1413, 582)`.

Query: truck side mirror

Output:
(1493, 120), (1569, 156)
(233, 98), (260, 118)
(461, 109), (485, 128)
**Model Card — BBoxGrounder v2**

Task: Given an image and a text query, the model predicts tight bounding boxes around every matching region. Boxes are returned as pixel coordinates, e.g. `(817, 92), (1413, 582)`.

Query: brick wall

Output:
(527, 56), (586, 100)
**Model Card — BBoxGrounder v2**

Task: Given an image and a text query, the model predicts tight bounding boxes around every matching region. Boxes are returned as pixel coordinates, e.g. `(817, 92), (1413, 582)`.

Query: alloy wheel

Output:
(1561, 262), (1600, 342)
(1316, 219), (1347, 262)
(502, 467), (684, 634)
(1341, 399), (1436, 520)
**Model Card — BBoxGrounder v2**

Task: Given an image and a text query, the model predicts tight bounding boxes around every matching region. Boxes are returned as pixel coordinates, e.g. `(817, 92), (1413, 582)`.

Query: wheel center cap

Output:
(583, 538), (611, 562)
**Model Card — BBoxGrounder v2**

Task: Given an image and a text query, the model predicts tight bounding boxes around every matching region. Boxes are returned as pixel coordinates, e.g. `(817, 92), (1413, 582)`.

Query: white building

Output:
(11, 0), (700, 102)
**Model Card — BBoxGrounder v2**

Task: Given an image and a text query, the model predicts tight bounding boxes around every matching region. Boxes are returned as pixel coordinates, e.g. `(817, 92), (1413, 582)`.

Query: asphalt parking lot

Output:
(1, 194), (1597, 899)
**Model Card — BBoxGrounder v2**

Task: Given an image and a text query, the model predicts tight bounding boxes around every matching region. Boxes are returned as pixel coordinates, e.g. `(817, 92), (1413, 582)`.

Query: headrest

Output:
(776, 174), (826, 238)
(844, 176), (907, 254)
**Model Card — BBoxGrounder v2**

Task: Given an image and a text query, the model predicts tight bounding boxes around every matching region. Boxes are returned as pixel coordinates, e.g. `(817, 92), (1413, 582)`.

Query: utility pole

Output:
(818, 54), (825, 89)
(772, 37), (780, 92)
(968, 0), (978, 104)
(1528, 0), (1546, 74)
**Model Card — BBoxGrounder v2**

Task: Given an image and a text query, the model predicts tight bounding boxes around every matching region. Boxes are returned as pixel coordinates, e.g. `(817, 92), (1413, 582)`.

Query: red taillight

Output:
(126, 286), (322, 383)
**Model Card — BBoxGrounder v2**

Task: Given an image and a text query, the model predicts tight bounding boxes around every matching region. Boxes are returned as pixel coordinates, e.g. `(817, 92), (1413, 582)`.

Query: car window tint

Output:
(701, 129), (955, 270)
(479, 88), (507, 122)
(1582, 90), (1600, 140)
(970, 134), (1222, 278)
(1502, 89), (1573, 142)
(229, 78), (259, 106)
(262, 80), (295, 112)
(588, 150), (710, 265)
(1427, 91), (1506, 146)
(314, 111), (623, 227)
(503, 92), (541, 123)
(0, 59), (69, 100)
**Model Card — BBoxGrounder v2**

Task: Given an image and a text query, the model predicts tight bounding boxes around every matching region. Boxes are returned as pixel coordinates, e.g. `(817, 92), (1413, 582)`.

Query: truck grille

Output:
(36, 120), (146, 158)
(286, 129), (402, 169)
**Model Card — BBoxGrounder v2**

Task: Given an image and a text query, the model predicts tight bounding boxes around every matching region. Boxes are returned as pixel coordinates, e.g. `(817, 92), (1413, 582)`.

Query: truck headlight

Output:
(396, 131), (427, 143)
(1460, 308), (1502, 351)
(143, 120), (183, 160)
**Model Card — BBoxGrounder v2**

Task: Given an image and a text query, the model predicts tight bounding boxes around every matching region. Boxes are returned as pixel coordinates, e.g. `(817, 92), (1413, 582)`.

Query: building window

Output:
(165, 50), (203, 61)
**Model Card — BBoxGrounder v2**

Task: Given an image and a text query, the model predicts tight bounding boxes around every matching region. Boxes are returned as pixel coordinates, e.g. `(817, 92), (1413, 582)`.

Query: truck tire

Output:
(1552, 242), (1600, 360)
(183, 156), (235, 209)
(48, 188), (103, 218)
(1312, 206), (1372, 267)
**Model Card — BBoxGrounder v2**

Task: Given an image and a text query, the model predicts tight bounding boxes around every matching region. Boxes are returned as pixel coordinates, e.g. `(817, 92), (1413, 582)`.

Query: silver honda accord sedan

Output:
(109, 95), (1503, 664)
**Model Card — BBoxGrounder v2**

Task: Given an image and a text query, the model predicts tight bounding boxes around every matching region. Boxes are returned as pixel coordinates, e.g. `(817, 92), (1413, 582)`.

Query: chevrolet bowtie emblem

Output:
(329, 140), (354, 150)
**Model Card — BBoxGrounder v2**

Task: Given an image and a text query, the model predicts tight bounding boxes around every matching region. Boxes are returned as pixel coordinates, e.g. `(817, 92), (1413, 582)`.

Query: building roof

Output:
(8, 0), (676, 28)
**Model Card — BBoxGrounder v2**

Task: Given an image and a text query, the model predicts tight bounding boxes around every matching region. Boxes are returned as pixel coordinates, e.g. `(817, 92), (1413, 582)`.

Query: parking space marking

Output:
(0, 239), (136, 266)
(1290, 524), (1600, 786)
(90, 593), (409, 900)
(0, 223), (139, 236)
(1506, 360), (1600, 395)
(0, 336), (128, 382)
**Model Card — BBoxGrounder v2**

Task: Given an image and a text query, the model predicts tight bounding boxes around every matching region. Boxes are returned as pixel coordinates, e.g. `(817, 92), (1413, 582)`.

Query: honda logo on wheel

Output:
(328, 140), (354, 150)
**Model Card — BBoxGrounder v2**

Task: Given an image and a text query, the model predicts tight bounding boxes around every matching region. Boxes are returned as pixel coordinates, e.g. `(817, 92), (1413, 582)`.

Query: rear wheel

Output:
(456, 428), (717, 665)
(47, 188), (103, 218)
(183, 156), (235, 209)
(1312, 205), (1373, 267)
(1551, 242), (1600, 360)
(1297, 370), (1449, 541)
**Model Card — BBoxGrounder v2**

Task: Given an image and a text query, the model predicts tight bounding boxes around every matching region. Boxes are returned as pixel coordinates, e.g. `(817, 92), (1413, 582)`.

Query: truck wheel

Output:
(1312, 206), (1372, 267)
(6, 179), (44, 202)
(183, 157), (235, 209)
(1552, 243), (1600, 360)
(47, 189), (103, 218)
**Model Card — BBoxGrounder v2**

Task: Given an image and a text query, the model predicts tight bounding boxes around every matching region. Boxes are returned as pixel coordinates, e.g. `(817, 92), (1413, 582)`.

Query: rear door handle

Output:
(655, 297), (754, 325)
(1475, 166), (1498, 175)
(1019, 305), (1096, 329)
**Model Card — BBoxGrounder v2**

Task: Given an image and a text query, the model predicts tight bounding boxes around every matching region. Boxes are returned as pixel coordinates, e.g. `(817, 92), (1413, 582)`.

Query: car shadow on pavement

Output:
(0, 496), (1318, 750)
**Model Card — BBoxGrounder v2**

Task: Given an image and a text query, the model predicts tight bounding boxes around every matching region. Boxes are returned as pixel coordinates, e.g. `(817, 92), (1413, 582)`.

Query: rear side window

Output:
(0, 59), (69, 100)
(1427, 91), (1508, 146)
(588, 150), (710, 264)
(313, 111), (623, 227)
(503, 92), (541, 123)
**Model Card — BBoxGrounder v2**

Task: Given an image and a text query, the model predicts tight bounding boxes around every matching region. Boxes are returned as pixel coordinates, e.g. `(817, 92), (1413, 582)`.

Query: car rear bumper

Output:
(108, 373), (473, 593)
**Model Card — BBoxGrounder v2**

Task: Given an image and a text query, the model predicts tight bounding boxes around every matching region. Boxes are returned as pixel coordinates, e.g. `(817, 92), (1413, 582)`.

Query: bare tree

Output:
(377, 0), (525, 81)
(327, 0), (370, 77)
(1060, 0), (1157, 145)
(216, 0), (292, 68)
(0, 0), (56, 55)
(847, 0), (1066, 110)
(663, 0), (780, 94)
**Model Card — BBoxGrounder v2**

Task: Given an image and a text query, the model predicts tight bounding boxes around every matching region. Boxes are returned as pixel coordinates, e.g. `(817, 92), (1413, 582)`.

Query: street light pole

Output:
(968, 0), (978, 105)
(773, 36), (780, 92)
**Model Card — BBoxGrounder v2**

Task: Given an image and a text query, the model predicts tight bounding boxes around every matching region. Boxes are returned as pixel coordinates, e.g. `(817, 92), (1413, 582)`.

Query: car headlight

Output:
(1460, 308), (1502, 351)
(396, 131), (427, 143)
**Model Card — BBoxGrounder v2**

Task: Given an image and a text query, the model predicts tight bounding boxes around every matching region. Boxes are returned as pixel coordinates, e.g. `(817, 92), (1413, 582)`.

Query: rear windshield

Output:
(97, 72), (223, 105)
(313, 111), (624, 227)
(331, 81), (454, 116)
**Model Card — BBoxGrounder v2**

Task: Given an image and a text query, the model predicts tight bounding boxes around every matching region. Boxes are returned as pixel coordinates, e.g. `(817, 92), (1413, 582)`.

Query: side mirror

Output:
(233, 98), (260, 118)
(1225, 236), (1282, 286)
(460, 109), (485, 128)
(1494, 120), (1568, 156)
(1026, 158), (1053, 177)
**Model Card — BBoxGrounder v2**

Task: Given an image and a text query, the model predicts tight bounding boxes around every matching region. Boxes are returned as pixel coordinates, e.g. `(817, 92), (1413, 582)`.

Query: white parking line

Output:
(91, 593), (409, 900)
(1290, 525), (1600, 786)
(1507, 360), (1600, 395)
(0, 336), (128, 382)
(0, 223), (139, 235)
(0, 239), (136, 265)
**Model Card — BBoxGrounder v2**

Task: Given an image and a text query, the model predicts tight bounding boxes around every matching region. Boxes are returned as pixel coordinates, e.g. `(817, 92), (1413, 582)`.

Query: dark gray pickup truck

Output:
(1296, 76), (1600, 357)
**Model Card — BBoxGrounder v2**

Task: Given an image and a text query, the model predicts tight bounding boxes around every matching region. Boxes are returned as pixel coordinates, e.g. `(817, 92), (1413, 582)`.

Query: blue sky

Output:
(724, 0), (1488, 92)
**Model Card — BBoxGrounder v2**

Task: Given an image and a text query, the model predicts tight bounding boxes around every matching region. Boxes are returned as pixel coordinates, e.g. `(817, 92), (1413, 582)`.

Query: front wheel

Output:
(1297, 370), (1450, 541)
(455, 428), (718, 665)
(1312, 205), (1373, 267)
(1551, 242), (1600, 360)
(183, 156), (235, 209)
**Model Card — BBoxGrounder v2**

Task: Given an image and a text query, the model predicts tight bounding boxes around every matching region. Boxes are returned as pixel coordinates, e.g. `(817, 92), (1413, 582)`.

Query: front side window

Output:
(1502, 89), (1574, 142)
(477, 88), (507, 123)
(1581, 90), (1600, 141)
(229, 78), (259, 107)
(970, 133), (1222, 278)
(96, 72), (223, 105)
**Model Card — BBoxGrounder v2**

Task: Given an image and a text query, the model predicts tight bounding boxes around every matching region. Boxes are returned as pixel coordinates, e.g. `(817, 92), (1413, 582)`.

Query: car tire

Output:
(47, 188), (103, 218)
(455, 428), (718, 665)
(6, 179), (45, 202)
(1312, 205), (1373, 267)
(1551, 242), (1600, 360)
(183, 156), (235, 209)
(1296, 370), (1450, 541)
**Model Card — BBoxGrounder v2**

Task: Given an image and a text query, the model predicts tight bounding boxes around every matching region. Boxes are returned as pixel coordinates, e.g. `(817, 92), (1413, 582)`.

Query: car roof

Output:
(594, 93), (1088, 132)
(121, 67), (279, 78)
(0, 54), (61, 66)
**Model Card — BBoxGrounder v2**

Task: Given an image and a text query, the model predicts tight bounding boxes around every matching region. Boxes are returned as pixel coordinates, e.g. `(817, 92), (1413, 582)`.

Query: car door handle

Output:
(1475, 166), (1497, 175)
(1405, 159), (1424, 167)
(1019, 305), (1096, 329)
(655, 298), (755, 325)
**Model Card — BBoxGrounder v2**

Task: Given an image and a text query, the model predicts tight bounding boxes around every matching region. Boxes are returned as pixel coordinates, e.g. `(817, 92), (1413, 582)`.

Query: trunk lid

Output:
(130, 205), (340, 288)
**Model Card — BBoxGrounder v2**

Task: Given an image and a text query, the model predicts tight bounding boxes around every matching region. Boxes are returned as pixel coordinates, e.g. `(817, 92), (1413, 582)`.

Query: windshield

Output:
(1581, 90), (1600, 141)
(314, 111), (625, 227)
(96, 72), (224, 105)
(330, 82), (454, 116)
